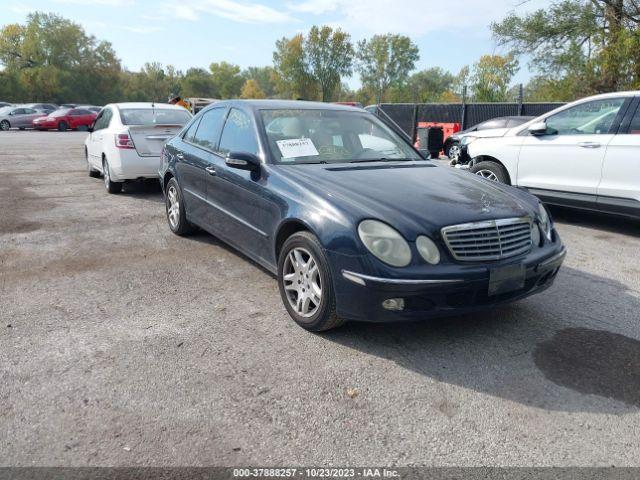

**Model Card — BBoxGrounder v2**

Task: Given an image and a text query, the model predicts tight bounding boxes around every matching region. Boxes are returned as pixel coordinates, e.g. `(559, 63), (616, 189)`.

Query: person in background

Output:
(168, 94), (190, 110)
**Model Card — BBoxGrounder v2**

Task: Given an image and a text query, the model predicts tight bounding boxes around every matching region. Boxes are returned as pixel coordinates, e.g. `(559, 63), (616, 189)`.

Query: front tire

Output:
(446, 141), (461, 163)
(165, 178), (195, 235)
(470, 160), (509, 184)
(102, 157), (122, 193)
(278, 232), (344, 332)
(0, 120), (10, 131)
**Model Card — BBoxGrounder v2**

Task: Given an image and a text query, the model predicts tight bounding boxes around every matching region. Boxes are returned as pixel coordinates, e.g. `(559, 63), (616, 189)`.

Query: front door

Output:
(516, 97), (627, 197)
(206, 107), (275, 264)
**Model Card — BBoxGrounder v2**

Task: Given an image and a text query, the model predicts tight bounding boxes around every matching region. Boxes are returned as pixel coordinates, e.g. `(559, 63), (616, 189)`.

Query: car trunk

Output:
(128, 125), (183, 156)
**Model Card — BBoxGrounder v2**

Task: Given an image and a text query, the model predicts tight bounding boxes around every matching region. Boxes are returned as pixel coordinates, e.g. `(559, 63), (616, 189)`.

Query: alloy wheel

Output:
(475, 169), (498, 181)
(282, 247), (322, 318)
(0, 121), (9, 131)
(448, 145), (461, 161)
(167, 185), (180, 229)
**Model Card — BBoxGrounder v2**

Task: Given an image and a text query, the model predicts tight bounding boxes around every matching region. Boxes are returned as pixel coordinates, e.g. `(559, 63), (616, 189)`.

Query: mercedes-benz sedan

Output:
(160, 100), (566, 331)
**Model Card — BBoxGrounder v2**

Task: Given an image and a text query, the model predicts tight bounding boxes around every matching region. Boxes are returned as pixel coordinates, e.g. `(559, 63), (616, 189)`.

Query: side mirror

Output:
(87, 122), (95, 133)
(528, 121), (549, 136)
(225, 151), (261, 171)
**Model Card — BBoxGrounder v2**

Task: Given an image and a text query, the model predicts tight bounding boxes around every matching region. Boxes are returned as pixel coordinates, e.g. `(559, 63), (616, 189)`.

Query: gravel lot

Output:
(1, 131), (640, 467)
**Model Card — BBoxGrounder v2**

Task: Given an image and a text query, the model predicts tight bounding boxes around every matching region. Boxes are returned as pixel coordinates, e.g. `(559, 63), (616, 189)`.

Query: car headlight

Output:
(416, 236), (440, 265)
(530, 223), (542, 247)
(461, 136), (478, 146)
(358, 220), (412, 267)
(538, 204), (552, 240)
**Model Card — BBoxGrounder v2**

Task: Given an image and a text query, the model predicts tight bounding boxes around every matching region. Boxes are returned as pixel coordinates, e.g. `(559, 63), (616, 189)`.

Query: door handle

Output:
(176, 153), (184, 160)
(578, 142), (600, 148)
(205, 166), (217, 176)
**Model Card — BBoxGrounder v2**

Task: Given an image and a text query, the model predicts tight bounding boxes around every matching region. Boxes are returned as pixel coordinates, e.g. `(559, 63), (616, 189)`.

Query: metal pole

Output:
(461, 86), (467, 130)
(518, 83), (524, 116)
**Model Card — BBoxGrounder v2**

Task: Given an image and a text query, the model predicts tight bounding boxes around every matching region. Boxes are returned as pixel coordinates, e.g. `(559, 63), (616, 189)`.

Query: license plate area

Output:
(488, 264), (525, 296)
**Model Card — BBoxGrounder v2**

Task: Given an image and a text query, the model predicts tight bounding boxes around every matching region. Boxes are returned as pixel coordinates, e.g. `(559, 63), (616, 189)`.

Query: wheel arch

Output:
(472, 155), (513, 185)
(274, 219), (319, 261)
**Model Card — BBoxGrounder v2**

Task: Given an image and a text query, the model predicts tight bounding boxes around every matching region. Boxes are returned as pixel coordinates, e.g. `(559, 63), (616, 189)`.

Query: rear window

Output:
(120, 108), (191, 126)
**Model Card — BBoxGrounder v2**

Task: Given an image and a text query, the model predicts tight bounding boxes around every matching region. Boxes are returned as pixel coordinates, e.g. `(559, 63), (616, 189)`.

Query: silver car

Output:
(0, 106), (46, 131)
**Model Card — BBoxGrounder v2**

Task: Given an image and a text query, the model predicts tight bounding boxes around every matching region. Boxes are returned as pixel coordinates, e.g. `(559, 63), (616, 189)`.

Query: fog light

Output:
(382, 298), (405, 311)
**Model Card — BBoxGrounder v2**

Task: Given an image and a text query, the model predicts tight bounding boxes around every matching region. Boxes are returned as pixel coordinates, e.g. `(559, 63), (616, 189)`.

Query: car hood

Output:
(277, 161), (537, 237)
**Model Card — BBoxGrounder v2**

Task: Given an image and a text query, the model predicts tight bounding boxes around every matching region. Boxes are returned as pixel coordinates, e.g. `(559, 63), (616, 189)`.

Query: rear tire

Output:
(278, 231), (344, 332)
(446, 141), (461, 163)
(470, 160), (509, 184)
(165, 177), (195, 235)
(58, 121), (68, 132)
(102, 157), (122, 193)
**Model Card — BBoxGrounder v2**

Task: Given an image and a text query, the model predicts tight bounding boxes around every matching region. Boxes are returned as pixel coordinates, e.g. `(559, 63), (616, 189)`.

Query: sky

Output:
(1, 0), (552, 88)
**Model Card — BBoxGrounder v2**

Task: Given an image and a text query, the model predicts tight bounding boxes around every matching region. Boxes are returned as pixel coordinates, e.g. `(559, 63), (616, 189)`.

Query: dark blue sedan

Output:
(160, 100), (566, 331)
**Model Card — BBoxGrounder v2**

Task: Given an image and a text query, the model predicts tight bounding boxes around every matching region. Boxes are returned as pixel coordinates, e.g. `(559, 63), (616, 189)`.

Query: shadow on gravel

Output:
(549, 205), (640, 237)
(120, 178), (163, 203)
(322, 266), (640, 413)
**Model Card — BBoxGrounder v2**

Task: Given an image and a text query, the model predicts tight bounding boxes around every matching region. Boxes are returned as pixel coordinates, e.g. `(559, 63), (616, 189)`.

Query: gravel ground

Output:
(1, 131), (640, 467)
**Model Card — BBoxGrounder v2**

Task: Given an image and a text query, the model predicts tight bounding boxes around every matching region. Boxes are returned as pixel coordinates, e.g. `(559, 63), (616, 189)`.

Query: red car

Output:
(33, 108), (97, 131)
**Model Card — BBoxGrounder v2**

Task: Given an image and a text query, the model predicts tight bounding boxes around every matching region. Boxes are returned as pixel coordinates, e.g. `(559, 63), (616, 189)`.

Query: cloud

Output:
(163, 0), (299, 24)
(52, 0), (134, 5)
(120, 25), (163, 34)
(288, 0), (547, 36)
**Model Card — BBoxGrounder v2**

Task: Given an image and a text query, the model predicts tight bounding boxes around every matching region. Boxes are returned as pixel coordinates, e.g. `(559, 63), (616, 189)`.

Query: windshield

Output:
(120, 108), (191, 126)
(260, 109), (421, 164)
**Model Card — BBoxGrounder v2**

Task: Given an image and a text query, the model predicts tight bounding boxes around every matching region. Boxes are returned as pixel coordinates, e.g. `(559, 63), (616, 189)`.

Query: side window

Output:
(192, 108), (226, 150)
(93, 109), (112, 130)
(13, 109), (25, 115)
(24, 108), (37, 114)
(628, 104), (640, 135)
(545, 98), (625, 135)
(183, 118), (202, 144)
(218, 108), (258, 155)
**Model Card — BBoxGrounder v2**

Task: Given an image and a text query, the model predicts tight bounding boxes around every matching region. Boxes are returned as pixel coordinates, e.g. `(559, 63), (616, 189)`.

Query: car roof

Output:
(109, 102), (187, 110)
(205, 99), (367, 113)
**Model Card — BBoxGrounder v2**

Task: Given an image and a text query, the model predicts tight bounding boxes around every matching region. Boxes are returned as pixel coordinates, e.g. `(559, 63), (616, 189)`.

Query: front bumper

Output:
(330, 244), (566, 323)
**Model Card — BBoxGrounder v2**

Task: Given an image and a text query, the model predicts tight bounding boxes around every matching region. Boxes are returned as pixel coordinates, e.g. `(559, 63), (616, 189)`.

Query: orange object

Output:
(414, 122), (461, 151)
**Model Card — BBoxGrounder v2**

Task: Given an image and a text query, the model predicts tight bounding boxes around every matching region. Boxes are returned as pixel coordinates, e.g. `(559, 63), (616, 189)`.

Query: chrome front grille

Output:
(441, 217), (533, 262)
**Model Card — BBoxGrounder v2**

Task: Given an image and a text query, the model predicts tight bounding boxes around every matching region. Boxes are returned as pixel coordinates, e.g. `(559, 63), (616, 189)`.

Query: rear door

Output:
(176, 107), (227, 229)
(87, 108), (112, 166)
(516, 97), (628, 200)
(597, 97), (640, 216)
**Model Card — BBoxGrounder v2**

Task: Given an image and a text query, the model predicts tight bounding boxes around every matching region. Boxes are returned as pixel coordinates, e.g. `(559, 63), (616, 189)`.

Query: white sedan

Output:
(464, 91), (640, 218)
(85, 102), (192, 193)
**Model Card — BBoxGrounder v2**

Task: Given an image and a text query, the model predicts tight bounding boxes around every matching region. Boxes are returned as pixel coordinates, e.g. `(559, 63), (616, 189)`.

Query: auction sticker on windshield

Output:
(277, 138), (319, 159)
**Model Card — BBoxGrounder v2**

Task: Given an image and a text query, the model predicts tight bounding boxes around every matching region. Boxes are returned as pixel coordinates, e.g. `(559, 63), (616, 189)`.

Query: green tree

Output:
(180, 67), (216, 98)
(304, 25), (354, 102)
(468, 54), (519, 102)
(356, 34), (419, 103)
(491, 0), (640, 96)
(273, 33), (318, 99)
(0, 12), (122, 103)
(209, 61), (244, 98)
(242, 66), (278, 97)
(240, 79), (266, 99)
(406, 67), (455, 103)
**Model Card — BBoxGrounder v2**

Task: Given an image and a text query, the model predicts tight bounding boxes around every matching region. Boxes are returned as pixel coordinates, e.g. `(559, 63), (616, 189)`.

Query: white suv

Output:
(464, 92), (640, 218)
